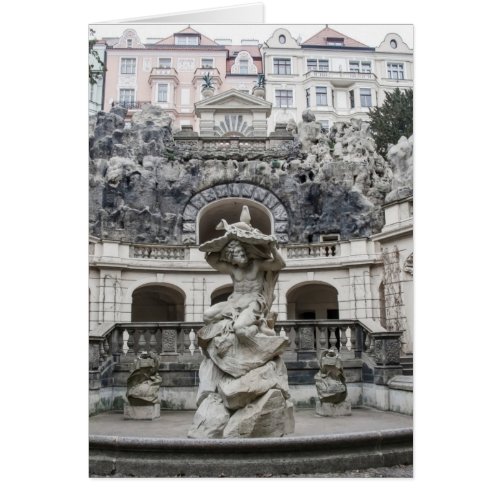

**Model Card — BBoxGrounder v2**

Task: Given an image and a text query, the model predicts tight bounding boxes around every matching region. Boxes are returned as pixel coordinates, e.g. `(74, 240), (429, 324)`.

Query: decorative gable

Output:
(195, 89), (272, 115)
(231, 51), (258, 75)
(114, 29), (145, 49)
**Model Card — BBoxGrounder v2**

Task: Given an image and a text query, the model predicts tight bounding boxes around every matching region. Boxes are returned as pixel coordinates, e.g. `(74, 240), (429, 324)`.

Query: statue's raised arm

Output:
(199, 206), (285, 339)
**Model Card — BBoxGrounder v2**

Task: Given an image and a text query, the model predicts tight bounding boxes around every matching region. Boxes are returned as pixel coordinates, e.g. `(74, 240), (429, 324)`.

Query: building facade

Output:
(96, 26), (413, 135)
(262, 26), (413, 133)
(89, 26), (414, 416)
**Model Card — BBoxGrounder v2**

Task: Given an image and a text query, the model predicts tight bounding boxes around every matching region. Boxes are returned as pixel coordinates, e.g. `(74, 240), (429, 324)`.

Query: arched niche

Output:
(198, 198), (273, 245)
(182, 182), (289, 245)
(211, 284), (234, 305)
(286, 282), (339, 320)
(131, 284), (185, 322)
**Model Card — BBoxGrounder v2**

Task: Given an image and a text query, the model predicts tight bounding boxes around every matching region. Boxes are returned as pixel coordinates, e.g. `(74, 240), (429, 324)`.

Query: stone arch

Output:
(286, 281), (339, 320)
(182, 183), (289, 245)
(197, 198), (273, 245)
(211, 284), (234, 305)
(131, 283), (185, 322)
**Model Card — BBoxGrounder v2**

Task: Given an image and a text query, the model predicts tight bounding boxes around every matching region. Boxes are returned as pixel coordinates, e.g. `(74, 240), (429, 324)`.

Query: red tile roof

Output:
(302, 26), (369, 48)
(156, 26), (219, 46)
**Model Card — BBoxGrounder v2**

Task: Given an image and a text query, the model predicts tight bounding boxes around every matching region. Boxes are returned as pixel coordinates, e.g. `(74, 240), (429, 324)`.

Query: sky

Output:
(90, 23), (414, 49)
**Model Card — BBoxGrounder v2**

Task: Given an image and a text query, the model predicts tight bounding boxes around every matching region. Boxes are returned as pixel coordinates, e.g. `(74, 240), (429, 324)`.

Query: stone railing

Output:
(305, 70), (376, 80)
(150, 67), (178, 77)
(89, 320), (402, 396)
(129, 244), (186, 260)
(286, 242), (338, 259)
(90, 319), (384, 367)
(200, 138), (268, 151)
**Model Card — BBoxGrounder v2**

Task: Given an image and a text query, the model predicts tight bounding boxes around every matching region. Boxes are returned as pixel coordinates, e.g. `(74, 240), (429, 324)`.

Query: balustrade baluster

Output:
(150, 329), (158, 353)
(99, 340), (106, 362)
(317, 326), (328, 351)
(138, 330), (147, 352)
(183, 329), (191, 353)
(127, 329), (135, 356)
(103, 337), (110, 357)
(188, 329), (197, 356)
(339, 325), (348, 354)
(122, 329), (129, 355)
(364, 331), (372, 353)
(328, 327), (337, 349)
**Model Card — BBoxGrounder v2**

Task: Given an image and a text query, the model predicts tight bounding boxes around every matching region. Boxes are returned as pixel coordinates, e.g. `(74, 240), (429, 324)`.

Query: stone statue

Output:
(188, 206), (294, 438)
(124, 351), (162, 420)
(385, 135), (413, 203)
(314, 348), (351, 417)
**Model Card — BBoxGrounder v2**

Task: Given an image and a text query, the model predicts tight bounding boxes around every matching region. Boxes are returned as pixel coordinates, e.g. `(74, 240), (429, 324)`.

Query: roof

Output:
(155, 26), (219, 46)
(225, 45), (262, 59)
(302, 26), (369, 48)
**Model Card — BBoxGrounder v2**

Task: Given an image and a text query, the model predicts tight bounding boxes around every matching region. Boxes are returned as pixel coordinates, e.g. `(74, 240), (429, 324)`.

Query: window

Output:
(239, 59), (249, 74)
(201, 58), (214, 68)
(158, 58), (171, 68)
(306, 88), (311, 108)
(126, 39), (132, 48)
(279, 34), (286, 44)
(316, 86), (327, 106)
(320, 233), (340, 242)
(307, 59), (329, 71)
(326, 37), (344, 46)
(119, 88), (135, 105)
(390, 39), (398, 49)
(360, 88), (372, 107)
(157, 84), (168, 103)
(318, 120), (329, 133)
(273, 58), (291, 75)
(387, 62), (404, 80)
(120, 58), (136, 74)
(275, 89), (293, 108)
(175, 35), (199, 45)
(349, 89), (355, 108)
(349, 61), (371, 73)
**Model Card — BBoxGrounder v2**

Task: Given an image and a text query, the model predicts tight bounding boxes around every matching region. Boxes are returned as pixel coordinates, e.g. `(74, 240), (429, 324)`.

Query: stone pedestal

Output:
(124, 403), (160, 420)
(315, 398), (351, 417)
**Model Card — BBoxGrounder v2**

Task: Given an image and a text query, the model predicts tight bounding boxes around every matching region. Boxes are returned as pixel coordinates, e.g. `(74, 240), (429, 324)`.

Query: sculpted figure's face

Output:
(230, 243), (248, 266)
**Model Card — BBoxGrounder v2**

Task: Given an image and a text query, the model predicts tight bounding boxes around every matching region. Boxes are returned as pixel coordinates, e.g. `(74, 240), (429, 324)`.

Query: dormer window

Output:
(175, 34), (199, 46)
(326, 37), (344, 46)
(126, 39), (132, 48)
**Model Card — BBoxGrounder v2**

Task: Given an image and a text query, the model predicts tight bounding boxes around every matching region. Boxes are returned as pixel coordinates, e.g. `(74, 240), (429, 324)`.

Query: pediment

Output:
(195, 89), (272, 114)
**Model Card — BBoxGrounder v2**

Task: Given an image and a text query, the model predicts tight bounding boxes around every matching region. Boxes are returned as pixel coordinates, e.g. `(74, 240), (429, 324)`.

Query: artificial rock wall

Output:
(89, 105), (401, 244)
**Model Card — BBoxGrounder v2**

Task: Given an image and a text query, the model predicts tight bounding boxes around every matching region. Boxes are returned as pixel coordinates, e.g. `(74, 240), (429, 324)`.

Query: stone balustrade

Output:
(130, 244), (186, 260)
(286, 242), (338, 259)
(306, 70), (376, 80)
(89, 319), (383, 370)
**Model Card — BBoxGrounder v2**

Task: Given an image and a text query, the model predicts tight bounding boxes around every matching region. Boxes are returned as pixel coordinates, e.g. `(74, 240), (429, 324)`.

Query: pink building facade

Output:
(102, 27), (263, 132)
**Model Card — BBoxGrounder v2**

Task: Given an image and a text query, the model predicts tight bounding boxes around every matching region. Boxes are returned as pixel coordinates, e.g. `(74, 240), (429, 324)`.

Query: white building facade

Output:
(262, 27), (413, 133)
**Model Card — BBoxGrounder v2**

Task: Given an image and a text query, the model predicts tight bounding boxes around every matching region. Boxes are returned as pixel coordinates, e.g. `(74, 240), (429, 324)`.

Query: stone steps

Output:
(400, 354), (413, 376)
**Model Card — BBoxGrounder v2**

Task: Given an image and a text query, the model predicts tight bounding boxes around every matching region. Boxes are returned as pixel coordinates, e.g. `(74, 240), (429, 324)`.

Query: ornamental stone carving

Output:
(182, 183), (289, 244)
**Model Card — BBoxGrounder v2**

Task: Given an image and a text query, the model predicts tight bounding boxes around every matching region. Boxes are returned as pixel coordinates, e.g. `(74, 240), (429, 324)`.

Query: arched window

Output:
(132, 284), (185, 322)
